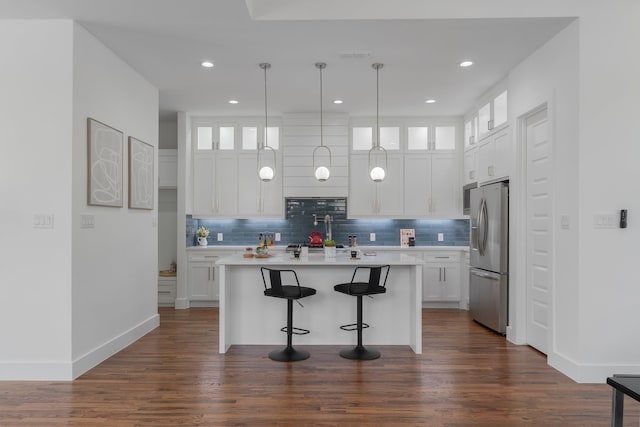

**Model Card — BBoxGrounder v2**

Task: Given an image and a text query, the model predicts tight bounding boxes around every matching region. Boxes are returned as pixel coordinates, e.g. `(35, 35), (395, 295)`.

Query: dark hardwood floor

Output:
(0, 308), (636, 426)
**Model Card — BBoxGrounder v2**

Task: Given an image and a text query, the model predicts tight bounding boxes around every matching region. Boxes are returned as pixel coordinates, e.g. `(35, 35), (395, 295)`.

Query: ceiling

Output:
(0, 0), (573, 121)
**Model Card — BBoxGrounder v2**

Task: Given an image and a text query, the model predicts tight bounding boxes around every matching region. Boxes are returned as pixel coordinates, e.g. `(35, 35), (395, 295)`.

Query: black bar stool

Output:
(261, 267), (317, 362)
(334, 265), (390, 360)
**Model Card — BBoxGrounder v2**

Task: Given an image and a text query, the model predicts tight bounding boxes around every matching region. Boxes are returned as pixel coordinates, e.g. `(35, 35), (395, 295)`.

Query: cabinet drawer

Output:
(158, 282), (176, 304)
(188, 253), (220, 262)
(424, 252), (460, 263)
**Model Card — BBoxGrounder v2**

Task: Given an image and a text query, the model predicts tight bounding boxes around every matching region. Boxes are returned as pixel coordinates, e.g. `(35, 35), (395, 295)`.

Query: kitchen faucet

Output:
(312, 214), (333, 241)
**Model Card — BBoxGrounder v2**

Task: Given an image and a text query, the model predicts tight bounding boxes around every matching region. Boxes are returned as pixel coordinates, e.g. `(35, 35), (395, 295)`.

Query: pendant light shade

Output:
(258, 62), (276, 182)
(369, 63), (387, 183)
(312, 62), (332, 182)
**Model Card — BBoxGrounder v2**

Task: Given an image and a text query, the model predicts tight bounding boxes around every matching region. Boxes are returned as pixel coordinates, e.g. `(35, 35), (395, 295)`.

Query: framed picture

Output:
(128, 136), (154, 210)
(87, 118), (123, 207)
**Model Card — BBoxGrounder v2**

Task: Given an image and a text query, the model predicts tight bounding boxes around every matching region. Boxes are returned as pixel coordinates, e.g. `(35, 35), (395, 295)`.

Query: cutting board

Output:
(159, 270), (176, 277)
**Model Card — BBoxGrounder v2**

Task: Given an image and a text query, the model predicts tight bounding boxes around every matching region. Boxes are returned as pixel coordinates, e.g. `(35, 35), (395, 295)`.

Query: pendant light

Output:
(369, 63), (387, 182)
(313, 62), (331, 182)
(258, 62), (276, 182)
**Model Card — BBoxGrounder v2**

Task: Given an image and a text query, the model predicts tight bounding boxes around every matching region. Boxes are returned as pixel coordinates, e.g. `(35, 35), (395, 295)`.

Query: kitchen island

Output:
(216, 251), (424, 354)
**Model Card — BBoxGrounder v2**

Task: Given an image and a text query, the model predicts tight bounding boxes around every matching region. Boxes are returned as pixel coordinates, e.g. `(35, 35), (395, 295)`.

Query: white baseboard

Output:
(174, 298), (190, 309)
(71, 313), (159, 380)
(422, 301), (460, 309)
(549, 350), (640, 383)
(189, 300), (219, 308)
(0, 314), (159, 381)
(0, 361), (73, 381)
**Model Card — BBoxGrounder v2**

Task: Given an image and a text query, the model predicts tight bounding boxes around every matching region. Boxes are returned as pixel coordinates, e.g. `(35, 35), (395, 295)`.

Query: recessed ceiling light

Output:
(228, 100), (239, 104)
(333, 99), (343, 104)
(459, 60), (474, 68)
(425, 99), (436, 104)
(201, 60), (214, 68)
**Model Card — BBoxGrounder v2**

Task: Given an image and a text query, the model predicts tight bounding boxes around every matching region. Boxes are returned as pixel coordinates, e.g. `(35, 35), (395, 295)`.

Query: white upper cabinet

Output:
(477, 89), (508, 141)
(464, 114), (478, 150)
(158, 149), (177, 189)
(349, 117), (462, 219)
(349, 154), (403, 217)
(190, 117), (283, 218)
(463, 147), (478, 185)
(477, 127), (510, 184)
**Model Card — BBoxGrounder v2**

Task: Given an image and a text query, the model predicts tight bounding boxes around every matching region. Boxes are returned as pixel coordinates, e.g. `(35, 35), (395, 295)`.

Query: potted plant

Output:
(324, 239), (336, 258)
(196, 226), (210, 247)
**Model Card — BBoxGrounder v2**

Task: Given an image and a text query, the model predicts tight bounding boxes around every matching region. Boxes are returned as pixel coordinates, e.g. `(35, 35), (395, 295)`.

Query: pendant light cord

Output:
(373, 63), (382, 149)
(263, 64), (268, 149)
(320, 65), (324, 147)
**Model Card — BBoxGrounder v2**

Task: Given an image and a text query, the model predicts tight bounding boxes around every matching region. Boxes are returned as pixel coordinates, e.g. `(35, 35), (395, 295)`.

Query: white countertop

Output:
(216, 251), (424, 266)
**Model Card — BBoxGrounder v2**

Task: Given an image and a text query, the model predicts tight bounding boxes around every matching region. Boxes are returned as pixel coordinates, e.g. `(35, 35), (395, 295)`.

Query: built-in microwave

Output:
(463, 182), (477, 215)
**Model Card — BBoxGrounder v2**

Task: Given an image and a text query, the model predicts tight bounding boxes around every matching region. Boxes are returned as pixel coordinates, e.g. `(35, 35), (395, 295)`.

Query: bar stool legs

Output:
(339, 295), (380, 360)
(269, 299), (310, 362)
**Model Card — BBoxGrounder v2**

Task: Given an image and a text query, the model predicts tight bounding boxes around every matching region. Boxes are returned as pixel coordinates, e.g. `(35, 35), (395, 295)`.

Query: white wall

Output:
(507, 21), (581, 372)
(0, 20), (74, 380)
(71, 24), (159, 378)
(159, 120), (177, 149)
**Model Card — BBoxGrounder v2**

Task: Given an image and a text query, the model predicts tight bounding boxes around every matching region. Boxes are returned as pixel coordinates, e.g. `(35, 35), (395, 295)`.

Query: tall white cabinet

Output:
(190, 118), (283, 219)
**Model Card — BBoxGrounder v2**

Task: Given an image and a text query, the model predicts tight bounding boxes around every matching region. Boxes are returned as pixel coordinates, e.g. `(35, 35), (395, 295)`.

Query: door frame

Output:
(509, 101), (555, 356)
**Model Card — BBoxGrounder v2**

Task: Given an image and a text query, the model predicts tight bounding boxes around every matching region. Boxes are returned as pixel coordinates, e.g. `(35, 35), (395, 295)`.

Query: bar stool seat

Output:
(261, 267), (316, 362)
(334, 265), (390, 360)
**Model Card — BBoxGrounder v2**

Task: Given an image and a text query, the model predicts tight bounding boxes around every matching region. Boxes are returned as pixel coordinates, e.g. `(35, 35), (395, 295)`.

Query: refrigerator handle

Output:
(477, 198), (486, 255)
(481, 197), (489, 255)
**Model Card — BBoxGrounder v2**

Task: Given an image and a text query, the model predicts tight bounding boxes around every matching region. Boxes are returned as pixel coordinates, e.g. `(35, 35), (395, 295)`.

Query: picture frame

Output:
(87, 118), (124, 207)
(128, 136), (154, 210)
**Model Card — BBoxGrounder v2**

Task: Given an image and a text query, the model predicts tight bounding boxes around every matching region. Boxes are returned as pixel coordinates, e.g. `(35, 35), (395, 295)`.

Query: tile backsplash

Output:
(187, 198), (469, 247)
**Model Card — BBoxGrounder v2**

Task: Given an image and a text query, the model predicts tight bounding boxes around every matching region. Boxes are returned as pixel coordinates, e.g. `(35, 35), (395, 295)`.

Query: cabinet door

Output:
(463, 148), (478, 185)
(431, 154), (458, 217)
(478, 102), (491, 140)
(477, 139), (494, 184)
(404, 155), (430, 216)
(188, 263), (215, 300)
(260, 176), (284, 217)
(348, 155), (377, 216)
(441, 265), (461, 300)
(192, 153), (215, 216)
(377, 156), (404, 216)
(423, 264), (443, 301)
(237, 155), (260, 216)
(491, 127), (510, 181)
(215, 153), (239, 216)
(159, 150), (177, 189)
(492, 90), (508, 129)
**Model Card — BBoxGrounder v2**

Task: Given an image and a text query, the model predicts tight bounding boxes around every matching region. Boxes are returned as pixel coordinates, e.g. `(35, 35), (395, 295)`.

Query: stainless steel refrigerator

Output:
(469, 181), (509, 334)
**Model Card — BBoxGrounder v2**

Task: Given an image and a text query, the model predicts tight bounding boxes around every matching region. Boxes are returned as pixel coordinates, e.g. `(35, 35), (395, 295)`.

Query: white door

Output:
(526, 107), (551, 354)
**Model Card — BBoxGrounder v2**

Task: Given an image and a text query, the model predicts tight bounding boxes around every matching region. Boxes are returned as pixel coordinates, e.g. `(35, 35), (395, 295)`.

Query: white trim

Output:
(72, 314), (159, 380)
(174, 297), (190, 309)
(548, 350), (640, 384)
(0, 314), (159, 381)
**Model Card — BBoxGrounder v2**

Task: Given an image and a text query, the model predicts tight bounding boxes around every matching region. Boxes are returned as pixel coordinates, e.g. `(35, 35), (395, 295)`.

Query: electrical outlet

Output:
(217, 232), (223, 241)
(438, 233), (444, 242)
(370, 233), (376, 242)
(275, 232), (281, 242)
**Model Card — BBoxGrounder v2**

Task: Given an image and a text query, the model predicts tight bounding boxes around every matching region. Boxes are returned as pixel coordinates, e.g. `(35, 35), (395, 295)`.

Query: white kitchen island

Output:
(216, 251), (424, 354)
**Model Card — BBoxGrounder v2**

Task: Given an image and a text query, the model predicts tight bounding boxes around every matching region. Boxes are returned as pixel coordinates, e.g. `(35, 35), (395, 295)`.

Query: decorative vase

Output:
(324, 246), (336, 258)
(197, 237), (208, 247)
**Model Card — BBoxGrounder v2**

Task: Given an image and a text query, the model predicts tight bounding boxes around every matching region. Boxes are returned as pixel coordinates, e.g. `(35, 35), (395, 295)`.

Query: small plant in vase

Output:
(196, 226), (210, 247)
(324, 239), (336, 258)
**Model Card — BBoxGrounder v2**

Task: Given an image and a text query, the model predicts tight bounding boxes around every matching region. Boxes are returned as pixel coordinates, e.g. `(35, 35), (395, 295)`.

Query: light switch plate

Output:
(217, 232), (223, 241)
(33, 214), (54, 229)
(80, 214), (95, 229)
(594, 213), (616, 229)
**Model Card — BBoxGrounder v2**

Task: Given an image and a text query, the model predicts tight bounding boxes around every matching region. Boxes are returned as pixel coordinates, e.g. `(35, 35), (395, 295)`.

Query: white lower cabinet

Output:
(158, 277), (177, 306)
(422, 251), (461, 302)
(188, 253), (221, 302)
